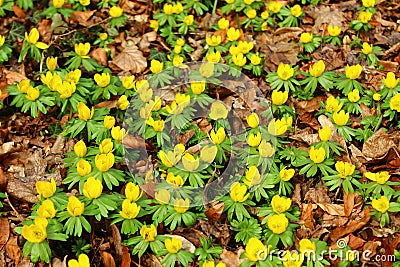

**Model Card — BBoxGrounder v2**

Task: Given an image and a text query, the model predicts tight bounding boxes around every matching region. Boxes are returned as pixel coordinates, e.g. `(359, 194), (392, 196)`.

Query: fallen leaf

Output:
(220, 248), (245, 267)
(12, 5), (25, 18)
(330, 209), (370, 242)
(94, 100), (118, 109)
(344, 192), (355, 217)
(121, 135), (145, 149)
(0, 218), (9, 250)
(111, 224), (123, 257)
(348, 234), (366, 250)
(5, 70), (26, 85)
(205, 201), (225, 222)
(38, 19), (52, 43)
(0, 167), (7, 192)
(112, 45), (147, 73)
(101, 251), (116, 267)
(289, 128), (319, 145)
(308, 6), (345, 31)
(300, 203), (315, 229)
(362, 128), (397, 158)
(120, 246), (131, 267)
(317, 203), (345, 216)
(91, 48), (108, 66)
(179, 129), (195, 146)
(5, 236), (22, 265)
(69, 10), (96, 23)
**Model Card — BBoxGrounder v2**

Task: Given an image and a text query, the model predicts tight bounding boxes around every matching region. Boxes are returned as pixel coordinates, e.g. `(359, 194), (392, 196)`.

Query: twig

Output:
(5, 192), (23, 221)
(52, 18), (111, 39)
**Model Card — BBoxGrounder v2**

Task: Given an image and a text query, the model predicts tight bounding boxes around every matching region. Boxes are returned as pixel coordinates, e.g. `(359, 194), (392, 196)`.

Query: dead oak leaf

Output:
(112, 45), (147, 73)
(69, 10), (96, 23)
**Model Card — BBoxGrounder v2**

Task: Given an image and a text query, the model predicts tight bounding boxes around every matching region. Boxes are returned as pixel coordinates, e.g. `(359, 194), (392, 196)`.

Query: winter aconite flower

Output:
(58, 81), (76, 98)
(95, 153), (114, 172)
(247, 132), (262, 147)
(271, 195), (291, 214)
(267, 214), (288, 234)
(245, 237), (269, 262)
(246, 9), (257, 19)
(109, 6), (123, 18)
(318, 126), (332, 142)
(277, 63), (294, 81)
(210, 128), (226, 145)
(120, 199), (140, 219)
(282, 251), (303, 267)
(300, 33), (313, 43)
(36, 178), (56, 199)
(209, 102), (228, 120)
(290, 5), (303, 17)
(244, 166), (262, 186)
(230, 182), (249, 202)
(327, 25), (341, 36)
(309, 60), (325, 77)
(94, 73), (110, 87)
(166, 172), (184, 188)
(111, 126), (127, 141)
(67, 196), (84, 217)
(271, 90), (288, 105)
(299, 239), (316, 257)
(246, 112), (259, 128)
(232, 53), (246, 67)
(165, 237), (182, 254)
(150, 60), (163, 74)
(335, 161), (355, 178)
(258, 140), (275, 158)
(53, 0), (64, 8)
(206, 51), (221, 63)
(348, 89), (360, 102)
(83, 177), (102, 199)
(280, 168), (295, 181)
(75, 43), (90, 57)
(141, 224), (157, 242)
(200, 145), (218, 163)
(76, 159), (92, 176)
(326, 96), (343, 113)
(155, 189), (170, 205)
(184, 15), (194, 25)
(345, 64), (362, 80)
(203, 261), (226, 267)
(99, 138), (113, 154)
(359, 11), (373, 24)
(46, 57), (57, 71)
(22, 217), (48, 243)
(309, 146), (325, 164)
(365, 171), (390, 184)
(26, 87), (40, 101)
(333, 110), (349, 126)
(104, 116), (115, 129)
(25, 28), (49, 49)
(74, 140), (87, 157)
(268, 1), (282, 13)
(250, 54), (261, 65)
(362, 42), (373, 55)
(268, 118), (288, 136)
(218, 18), (230, 29)
(363, 0), (375, 7)
(174, 198), (190, 213)
(227, 27), (240, 41)
(372, 196), (390, 213)
(191, 80), (206, 94)
(38, 199), (56, 218)
(68, 254), (90, 267)
(383, 72), (399, 89)
(77, 102), (94, 121)
(390, 93), (400, 111)
(206, 35), (222, 47)
(182, 154), (199, 171)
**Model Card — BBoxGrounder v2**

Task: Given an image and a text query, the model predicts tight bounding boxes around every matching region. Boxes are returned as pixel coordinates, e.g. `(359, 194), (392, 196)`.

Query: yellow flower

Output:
(230, 182), (249, 202)
(200, 145), (218, 163)
(67, 196), (85, 217)
(109, 6), (123, 18)
(268, 118), (288, 136)
(174, 198), (190, 213)
(309, 60), (325, 77)
(172, 55), (184, 67)
(333, 110), (349, 126)
(36, 178), (56, 199)
(244, 0), (254, 4)
(206, 35), (222, 47)
(172, 2), (183, 14)
(206, 51), (221, 63)
(46, 56), (57, 71)
(261, 11), (269, 20)
(271, 90), (288, 105)
(184, 15), (194, 25)
(300, 32), (313, 43)
(191, 80), (206, 95)
(309, 146), (325, 164)
(244, 166), (262, 186)
(245, 113), (258, 128)
(38, 199), (56, 218)
(373, 93), (381, 101)
(79, 0), (90, 6)
(250, 54), (261, 65)
(155, 189), (170, 205)
(166, 172), (184, 188)
(203, 261), (226, 267)
(318, 125), (332, 142)
(258, 140), (275, 158)
(53, 0), (64, 8)
(99, 33), (108, 41)
(26, 87), (40, 101)
(0, 35), (4, 47)
(25, 28), (49, 49)
(279, 168), (295, 182)
(74, 140), (87, 157)
(271, 195), (291, 214)
(345, 64), (362, 80)
(77, 102), (94, 121)
(159, 147), (182, 167)
(218, 18), (229, 30)
(245, 237), (269, 262)
(335, 161), (355, 178)
(390, 93), (400, 112)
(299, 239), (316, 257)
(238, 41), (253, 54)
(17, 79), (31, 93)
(57, 81), (76, 98)
(365, 171), (390, 185)
(383, 72), (399, 89)
(210, 128), (226, 145)
(163, 3), (174, 14)
(247, 132), (262, 147)
(348, 89), (360, 102)
(371, 196), (390, 213)
(363, 0), (375, 7)
(111, 126), (127, 141)
(153, 120), (164, 132)
(120, 199), (140, 219)
(140, 224), (157, 242)
(199, 62), (215, 78)
(267, 214), (288, 234)
(104, 116), (115, 129)
(165, 237), (182, 254)
(150, 20), (159, 31)
(82, 177), (102, 200)
(22, 218), (48, 243)
(66, 69), (81, 84)
(209, 102), (228, 120)
(246, 9), (257, 19)
(290, 4), (302, 17)
(325, 96), (343, 113)
(359, 11), (373, 23)
(99, 138), (113, 154)
(124, 182), (142, 202)
(227, 27), (240, 41)
(232, 53), (246, 67)
(95, 153), (114, 172)
(150, 59), (163, 74)
(225, 0), (234, 3)
(282, 251), (303, 267)
(268, 1), (282, 13)
(327, 25), (341, 36)
(76, 159), (92, 176)
(176, 93), (190, 108)
(94, 73), (110, 87)
(74, 43), (90, 57)
(182, 154), (200, 171)
(68, 254), (90, 267)
(277, 63), (294, 81)
(362, 42), (373, 55)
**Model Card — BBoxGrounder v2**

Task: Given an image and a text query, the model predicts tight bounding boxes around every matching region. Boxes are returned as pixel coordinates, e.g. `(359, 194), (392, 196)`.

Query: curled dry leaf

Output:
(362, 128), (399, 159)
(69, 10), (96, 23)
(112, 44), (147, 73)
(0, 218), (10, 250)
(5, 236), (22, 265)
(101, 251), (116, 267)
(91, 48), (108, 67)
(220, 248), (245, 267)
(330, 209), (370, 242)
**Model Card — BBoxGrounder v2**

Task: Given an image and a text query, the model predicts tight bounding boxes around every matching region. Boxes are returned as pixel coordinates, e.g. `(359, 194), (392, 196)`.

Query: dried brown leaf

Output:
(101, 251), (116, 267)
(330, 209), (370, 242)
(317, 203), (345, 216)
(221, 248), (245, 267)
(91, 48), (108, 67)
(12, 5), (25, 18)
(205, 201), (224, 222)
(112, 45), (147, 73)
(69, 10), (96, 23)
(344, 192), (355, 217)
(5, 236), (22, 265)
(120, 246), (131, 267)
(5, 70), (26, 85)
(362, 128), (396, 158)
(0, 218), (9, 250)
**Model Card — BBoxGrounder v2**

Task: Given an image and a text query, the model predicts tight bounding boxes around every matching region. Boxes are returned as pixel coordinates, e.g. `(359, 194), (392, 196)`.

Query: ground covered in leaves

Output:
(0, 0), (400, 266)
